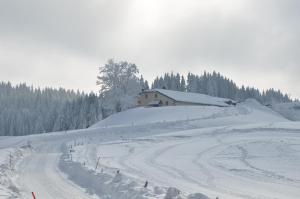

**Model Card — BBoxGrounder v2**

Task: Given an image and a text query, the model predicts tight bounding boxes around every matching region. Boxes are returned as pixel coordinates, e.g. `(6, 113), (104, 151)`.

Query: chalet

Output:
(137, 89), (236, 107)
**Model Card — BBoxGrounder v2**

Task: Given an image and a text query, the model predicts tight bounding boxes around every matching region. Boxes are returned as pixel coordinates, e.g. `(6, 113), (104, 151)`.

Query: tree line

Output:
(0, 82), (102, 136)
(151, 71), (291, 104)
(0, 59), (294, 136)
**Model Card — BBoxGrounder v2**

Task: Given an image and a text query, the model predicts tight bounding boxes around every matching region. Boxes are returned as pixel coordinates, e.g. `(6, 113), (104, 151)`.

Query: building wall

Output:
(174, 101), (205, 106)
(174, 101), (220, 106)
(137, 91), (175, 107)
(137, 90), (232, 107)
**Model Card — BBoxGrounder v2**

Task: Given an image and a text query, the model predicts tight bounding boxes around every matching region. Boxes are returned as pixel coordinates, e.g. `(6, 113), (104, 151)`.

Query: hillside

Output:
(93, 99), (286, 128)
(272, 102), (300, 121)
(1, 99), (299, 199)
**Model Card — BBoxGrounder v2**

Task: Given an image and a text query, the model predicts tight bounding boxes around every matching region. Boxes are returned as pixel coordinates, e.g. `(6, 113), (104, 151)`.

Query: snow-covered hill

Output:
(93, 99), (286, 128)
(272, 102), (300, 121)
(1, 99), (299, 199)
(76, 100), (299, 199)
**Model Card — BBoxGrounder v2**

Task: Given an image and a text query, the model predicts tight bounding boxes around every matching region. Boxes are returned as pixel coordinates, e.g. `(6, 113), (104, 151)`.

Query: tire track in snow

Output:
(147, 142), (205, 186)
(146, 134), (259, 199)
(117, 143), (154, 182)
(193, 131), (300, 199)
(236, 143), (300, 184)
(117, 139), (208, 188)
(191, 133), (272, 199)
(116, 131), (258, 199)
(15, 142), (92, 199)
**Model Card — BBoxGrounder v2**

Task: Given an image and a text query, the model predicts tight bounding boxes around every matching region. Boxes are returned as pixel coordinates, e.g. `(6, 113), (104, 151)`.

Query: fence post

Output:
(32, 192), (36, 199)
(95, 156), (100, 170)
(9, 152), (12, 170)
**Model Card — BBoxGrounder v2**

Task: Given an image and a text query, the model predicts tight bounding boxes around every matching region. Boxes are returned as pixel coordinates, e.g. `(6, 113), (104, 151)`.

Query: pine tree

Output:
(151, 71), (292, 104)
(0, 82), (103, 136)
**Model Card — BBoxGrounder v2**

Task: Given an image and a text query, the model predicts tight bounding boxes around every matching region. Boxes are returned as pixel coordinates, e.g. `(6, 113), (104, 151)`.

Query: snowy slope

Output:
(93, 106), (233, 127)
(78, 124), (300, 199)
(93, 99), (286, 128)
(1, 99), (299, 199)
(72, 99), (300, 199)
(272, 102), (300, 121)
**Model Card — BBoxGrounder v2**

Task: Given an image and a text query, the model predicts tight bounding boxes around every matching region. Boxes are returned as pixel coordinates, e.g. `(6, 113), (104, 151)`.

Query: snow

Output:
(272, 102), (300, 121)
(78, 124), (300, 199)
(93, 106), (231, 127)
(0, 145), (30, 199)
(1, 99), (300, 199)
(152, 89), (234, 107)
(164, 187), (182, 199)
(93, 99), (286, 128)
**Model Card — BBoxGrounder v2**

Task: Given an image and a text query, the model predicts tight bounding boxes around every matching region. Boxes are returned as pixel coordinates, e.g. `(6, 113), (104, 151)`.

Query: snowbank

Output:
(0, 146), (31, 198)
(60, 144), (211, 199)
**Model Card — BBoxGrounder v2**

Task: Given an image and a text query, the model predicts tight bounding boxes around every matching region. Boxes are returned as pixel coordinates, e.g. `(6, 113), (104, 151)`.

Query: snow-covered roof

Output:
(148, 89), (234, 107)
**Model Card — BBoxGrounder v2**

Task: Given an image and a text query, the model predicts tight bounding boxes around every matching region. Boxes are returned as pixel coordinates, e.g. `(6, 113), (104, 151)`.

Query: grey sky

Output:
(0, 0), (299, 98)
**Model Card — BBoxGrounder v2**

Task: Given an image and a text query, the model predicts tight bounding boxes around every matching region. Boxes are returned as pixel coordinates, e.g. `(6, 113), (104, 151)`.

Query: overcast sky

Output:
(0, 0), (299, 98)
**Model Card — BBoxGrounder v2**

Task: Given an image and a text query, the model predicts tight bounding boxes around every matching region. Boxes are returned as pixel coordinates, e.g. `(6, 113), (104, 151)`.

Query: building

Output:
(137, 89), (236, 107)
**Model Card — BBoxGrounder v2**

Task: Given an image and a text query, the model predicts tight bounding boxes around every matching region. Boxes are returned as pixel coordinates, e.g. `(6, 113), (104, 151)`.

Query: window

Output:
(155, 93), (158, 98)
(145, 94), (148, 99)
(165, 101), (169, 105)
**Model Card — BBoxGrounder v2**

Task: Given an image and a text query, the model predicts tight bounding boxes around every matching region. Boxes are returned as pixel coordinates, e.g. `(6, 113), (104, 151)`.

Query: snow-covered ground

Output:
(80, 125), (300, 199)
(0, 143), (31, 198)
(92, 99), (284, 128)
(0, 99), (300, 199)
(272, 102), (300, 121)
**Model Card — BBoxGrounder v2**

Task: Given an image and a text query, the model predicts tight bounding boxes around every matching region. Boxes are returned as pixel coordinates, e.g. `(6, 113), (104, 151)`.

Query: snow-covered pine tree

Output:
(151, 71), (292, 104)
(0, 82), (102, 136)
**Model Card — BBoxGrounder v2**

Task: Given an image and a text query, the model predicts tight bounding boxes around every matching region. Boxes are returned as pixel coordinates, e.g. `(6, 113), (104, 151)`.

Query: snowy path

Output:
(15, 141), (93, 199)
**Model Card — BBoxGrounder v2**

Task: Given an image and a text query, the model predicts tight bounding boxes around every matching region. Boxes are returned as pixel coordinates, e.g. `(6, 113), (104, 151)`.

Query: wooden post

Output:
(95, 156), (100, 170)
(144, 180), (148, 188)
(9, 152), (12, 170)
(32, 192), (36, 199)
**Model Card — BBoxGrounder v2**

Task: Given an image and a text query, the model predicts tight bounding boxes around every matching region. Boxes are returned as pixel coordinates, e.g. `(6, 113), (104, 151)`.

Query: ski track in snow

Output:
(92, 128), (300, 199)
